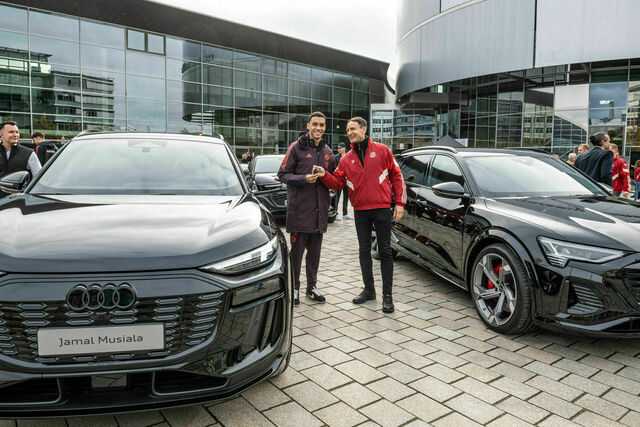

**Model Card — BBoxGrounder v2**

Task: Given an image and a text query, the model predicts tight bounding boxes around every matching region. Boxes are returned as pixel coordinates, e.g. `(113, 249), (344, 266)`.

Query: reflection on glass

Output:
(264, 76), (287, 95)
(147, 34), (165, 55)
(553, 114), (587, 148)
(203, 44), (232, 66)
(312, 102), (331, 116)
(30, 62), (80, 89)
(30, 36), (79, 66)
(312, 68), (332, 86)
(234, 52), (261, 72)
(81, 21), (124, 48)
(334, 87), (351, 105)
(204, 65), (232, 87)
(235, 109), (262, 128)
(127, 120), (166, 132)
(31, 88), (81, 115)
(0, 86), (29, 112)
(168, 102), (202, 124)
(353, 92), (369, 107)
(289, 80), (310, 98)
(353, 77), (370, 92)
(312, 84), (331, 101)
(289, 97), (311, 115)
(127, 29), (145, 50)
(166, 37), (201, 62)
(0, 4), (27, 33)
(126, 51), (165, 78)
(82, 68), (125, 95)
(33, 115), (81, 137)
(81, 44), (125, 72)
(288, 63), (311, 81)
(235, 89), (261, 109)
(166, 58), (200, 82)
(127, 98), (166, 123)
(263, 112), (288, 130)
(263, 93), (287, 112)
(333, 73), (352, 89)
(264, 58), (286, 76)
(30, 10), (78, 41)
(589, 107), (626, 126)
(628, 81), (640, 109)
(589, 81), (627, 110)
(167, 80), (201, 103)
(126, 75), (165, 99)
(202, 106), (233, 127)
(0, 112), (30, 133)
(332, 103), (350, 120)
(204, 85), (233, 106)
(0, 30), (28, 58)
(554, 84), (588, 110)
(235, 127), (262, 145)
(0, 58), (29, 85)
(235, 70), (261, 91)
(82, 94), (125, 120)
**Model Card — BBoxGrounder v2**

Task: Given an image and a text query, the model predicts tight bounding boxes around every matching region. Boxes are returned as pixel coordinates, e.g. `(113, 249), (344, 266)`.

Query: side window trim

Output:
(426, 154), (467, 190)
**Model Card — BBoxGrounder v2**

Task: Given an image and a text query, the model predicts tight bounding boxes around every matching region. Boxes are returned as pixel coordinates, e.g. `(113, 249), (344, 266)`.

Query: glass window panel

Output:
(127, 120), (166, 132)
(353, 91), (369, 107)
(0, 30), (28, 59)
(81, 44), (124, 72)
(263, 112), (288, 130)
(264, 75), (287, 94)
(204, 65), (232, 86)
(0, 4), (27, 33)
(167, 121), (202, 133)
(629, 81), (640, 110)
(235, 70), (261, 91)
(554, 84), (588, 110)
(30, 36), (79, 66)
(333, 72), (352, 89)
(400, 154), (432, 185)
(81, 21), (124, 48)
(0, 86), (29, 112)
(30, 10), (78, 41)
(352, 108), (369, 123)
(147, 33), (165, 54)
(288, 63), (311, 81)
(263, 93), (287, 112)
(289, 97), (311, 115)
(126, 75), (165, 99)
(166, 80), (201, 104)
(126, 51), (165, 78)
(264, 58), (286, 76)
(202, 44), (233, 66)
(312, 68), (332, 86)
(332, 103), (350, 120)
(589, 81), (628, 110)
(312, 101), (331, 116)
(82, 119), (128, 132)
(589, 107), (626, 126)
(168, 102), (202, 124)
(333, 119), (347, 135)
(426, 155), (465, 188)
(82, 94), (125, 119)
(203, 124), (233, 141)
(0, 58), (29, 85)
(235, 127), (262, 145)
(312, 84), (331, 101)
(204, 85), (233, 106)
(353, 77), (370, 92)
(235, 109), (262, 128)
(127, 29), (145, 50)
(31, 88), (81, 115)
(334, 87), (351, 105)
(235, 89), (261, 109)
(166, 37), (201, 62)
(33, 114), (81, 138)
(234, 52), (261, 72)
(82, 68), (125, 95)
(201, 106), (233, 127)
(289, 80), (311, 98)
(166, 58), (200, 82)
(30, 62), (80, 89)
(0, 112), (30, 134)
(127, 98), (166, 123)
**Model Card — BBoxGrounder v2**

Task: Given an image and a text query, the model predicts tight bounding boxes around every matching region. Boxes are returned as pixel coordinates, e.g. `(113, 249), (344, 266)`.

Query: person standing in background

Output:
(610, 144), (630, 197)
(332, 142), (351, 220)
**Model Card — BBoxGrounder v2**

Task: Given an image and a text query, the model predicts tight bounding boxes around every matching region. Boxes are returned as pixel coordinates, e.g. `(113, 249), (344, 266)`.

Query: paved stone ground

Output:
(12, 209), (640, 426)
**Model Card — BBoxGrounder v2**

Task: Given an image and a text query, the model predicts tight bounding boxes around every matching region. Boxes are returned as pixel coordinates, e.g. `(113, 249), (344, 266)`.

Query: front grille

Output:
(567, 283), (604, 315)
(621, 268), (640, 303)
(0, 291), (223, 364)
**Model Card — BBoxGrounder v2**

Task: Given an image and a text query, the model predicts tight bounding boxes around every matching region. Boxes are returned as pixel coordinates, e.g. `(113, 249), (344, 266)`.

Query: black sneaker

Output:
(305, 287), (326, 303)
(352, 289), (376, 304)
(294, 290), (300, 306)
(382, 294), (394, 313)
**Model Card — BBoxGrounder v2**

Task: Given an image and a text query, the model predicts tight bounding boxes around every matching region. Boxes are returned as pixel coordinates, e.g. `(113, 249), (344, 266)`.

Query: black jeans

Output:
(289, 232), (323, 291)
(333, 187), (349, 215)
(354, 208), (393, 296)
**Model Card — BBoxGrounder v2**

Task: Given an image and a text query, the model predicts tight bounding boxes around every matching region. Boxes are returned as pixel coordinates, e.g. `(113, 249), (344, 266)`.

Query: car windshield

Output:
(30, 137), (243, 195)
(253, 156), (284, 174)
(465, 154), (607, 198)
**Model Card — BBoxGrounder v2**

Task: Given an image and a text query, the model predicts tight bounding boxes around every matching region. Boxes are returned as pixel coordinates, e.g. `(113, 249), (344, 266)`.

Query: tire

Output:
(469, 244), (533, 334)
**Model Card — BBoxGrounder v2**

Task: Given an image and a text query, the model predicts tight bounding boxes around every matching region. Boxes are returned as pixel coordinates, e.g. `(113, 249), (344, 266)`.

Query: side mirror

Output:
(432, 181), (469, 199)
(0, 171), (30, 194)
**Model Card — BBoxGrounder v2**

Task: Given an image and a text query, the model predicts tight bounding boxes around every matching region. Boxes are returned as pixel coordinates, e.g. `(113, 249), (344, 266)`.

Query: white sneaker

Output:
(344, 214), (354, 220)
(335, 215), (343, 221)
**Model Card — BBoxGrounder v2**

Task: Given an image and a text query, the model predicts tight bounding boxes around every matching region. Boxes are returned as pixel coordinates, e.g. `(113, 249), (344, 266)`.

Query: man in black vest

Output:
(0, 121), (41, 179)
(574, 132), (614, 186)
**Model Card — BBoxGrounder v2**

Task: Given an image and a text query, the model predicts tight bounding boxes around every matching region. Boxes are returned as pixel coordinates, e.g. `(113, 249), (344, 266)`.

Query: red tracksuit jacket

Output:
(320, 138), (406, 210)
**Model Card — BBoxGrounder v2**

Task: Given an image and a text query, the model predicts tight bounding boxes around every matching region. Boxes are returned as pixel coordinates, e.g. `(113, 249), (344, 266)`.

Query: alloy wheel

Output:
(471, 253), (517, 326)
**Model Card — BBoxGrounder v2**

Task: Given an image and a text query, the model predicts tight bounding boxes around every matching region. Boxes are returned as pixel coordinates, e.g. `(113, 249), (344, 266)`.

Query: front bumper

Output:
(533, 254), (640, 337)
(0, 246), (292, 417)
(256, 190), (287, 216)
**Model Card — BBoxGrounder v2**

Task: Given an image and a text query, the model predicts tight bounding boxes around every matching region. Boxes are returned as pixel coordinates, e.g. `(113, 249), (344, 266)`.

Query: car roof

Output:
(399, 146), (550, 158)
(71, 132), (226, 144)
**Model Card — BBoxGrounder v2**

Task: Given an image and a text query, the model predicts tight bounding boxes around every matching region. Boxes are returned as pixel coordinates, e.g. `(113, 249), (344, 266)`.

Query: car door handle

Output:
(417, 199), (428, 207)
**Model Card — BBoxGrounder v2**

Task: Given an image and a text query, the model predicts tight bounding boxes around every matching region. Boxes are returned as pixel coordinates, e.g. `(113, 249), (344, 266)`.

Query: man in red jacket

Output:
(278, 112), (336, 305)
(317, 117), (406, 313)
(610, 143), (631, 197)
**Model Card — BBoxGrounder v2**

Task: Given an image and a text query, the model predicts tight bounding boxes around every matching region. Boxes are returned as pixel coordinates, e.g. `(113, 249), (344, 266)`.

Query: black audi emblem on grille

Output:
(66, 283), (137, 311)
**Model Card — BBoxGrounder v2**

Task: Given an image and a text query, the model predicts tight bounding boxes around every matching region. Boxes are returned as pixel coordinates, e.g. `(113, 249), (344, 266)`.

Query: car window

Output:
(426, 155), (465, 188)
(253, 156), (285, 174)
(400, 154), (432, 185)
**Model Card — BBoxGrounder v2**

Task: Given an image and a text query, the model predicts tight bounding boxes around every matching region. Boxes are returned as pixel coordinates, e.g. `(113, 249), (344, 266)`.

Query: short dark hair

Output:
(0, 121), (17, 131)
(589, 132), (608, 147)
(348, 116), (367, 128)
(308, 111), (326, 122)
(32, 131), (45, 139)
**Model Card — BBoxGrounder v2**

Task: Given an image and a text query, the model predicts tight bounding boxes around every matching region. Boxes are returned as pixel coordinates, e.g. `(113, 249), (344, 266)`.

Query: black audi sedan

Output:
(0, 133), (292, 417)
(391, 146), (640, 337)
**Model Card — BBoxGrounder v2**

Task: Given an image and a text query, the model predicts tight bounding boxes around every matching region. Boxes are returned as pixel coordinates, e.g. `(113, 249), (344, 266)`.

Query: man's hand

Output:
(393, 205), (404, 222)
(314, 166), (326, 177)
(305, 173), (319, 183)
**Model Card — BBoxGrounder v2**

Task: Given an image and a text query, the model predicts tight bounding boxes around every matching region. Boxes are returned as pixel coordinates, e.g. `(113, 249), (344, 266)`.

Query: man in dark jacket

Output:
(32, 131), (56, 166)
(575, 132), (614, 186)
(278, 112), (336, 305)
(332, 142), (351, 220)
(0, 121), (41, 179)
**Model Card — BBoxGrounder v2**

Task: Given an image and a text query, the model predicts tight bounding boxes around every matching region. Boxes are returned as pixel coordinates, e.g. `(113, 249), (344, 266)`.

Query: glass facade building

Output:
(0, 3), (385, 153)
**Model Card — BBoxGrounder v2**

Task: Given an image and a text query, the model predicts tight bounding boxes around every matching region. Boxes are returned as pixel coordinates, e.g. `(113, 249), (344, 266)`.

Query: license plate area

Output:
(37, 324), (164, 357)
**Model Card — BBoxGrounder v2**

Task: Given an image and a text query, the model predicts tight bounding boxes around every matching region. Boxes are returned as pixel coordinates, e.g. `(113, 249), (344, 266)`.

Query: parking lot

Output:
(10, 211), (640, 427)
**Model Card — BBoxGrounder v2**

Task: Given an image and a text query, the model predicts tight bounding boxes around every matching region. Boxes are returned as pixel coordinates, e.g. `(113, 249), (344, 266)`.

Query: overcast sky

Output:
(150, 0), (397, 63)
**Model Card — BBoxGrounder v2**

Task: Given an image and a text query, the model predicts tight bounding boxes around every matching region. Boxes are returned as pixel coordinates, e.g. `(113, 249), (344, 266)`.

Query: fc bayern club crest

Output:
(370, 152), (376, 158)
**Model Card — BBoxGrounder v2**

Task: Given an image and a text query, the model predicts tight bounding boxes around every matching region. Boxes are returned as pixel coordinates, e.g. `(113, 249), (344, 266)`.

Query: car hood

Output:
(484, 195), (640, 252)
(0, 194), (274, 273)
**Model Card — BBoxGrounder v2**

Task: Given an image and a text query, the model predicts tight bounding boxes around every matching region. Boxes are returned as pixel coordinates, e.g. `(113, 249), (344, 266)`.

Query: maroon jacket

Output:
(278, 133), (336, 233)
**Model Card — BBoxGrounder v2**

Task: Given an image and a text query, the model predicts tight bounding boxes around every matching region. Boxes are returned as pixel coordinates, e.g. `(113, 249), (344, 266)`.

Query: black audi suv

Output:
(0, 133), (292, 417)
(391, 146), (640, 337)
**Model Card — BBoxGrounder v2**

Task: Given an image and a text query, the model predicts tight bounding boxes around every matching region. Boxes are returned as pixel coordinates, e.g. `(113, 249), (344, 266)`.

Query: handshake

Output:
(305, 165), (326, 183)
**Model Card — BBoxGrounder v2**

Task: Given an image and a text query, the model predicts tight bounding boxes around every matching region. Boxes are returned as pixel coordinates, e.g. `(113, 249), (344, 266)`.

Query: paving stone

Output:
(310, 346), (353, 365)
(241, 380), (290, 411)
(373, 317), (411, 333)
(487, 335), (526, 352)
(290, 350), (323, 370)
(331, 382), (381, 409)
(326, 336), (367, 353)
(516, 346), (562, 364)
(409, 376), (462, 402)
(528, 391), (581, 419)
(399, 326), (438, 342)
(304, 324), (343, 341)
(284, 380), (339, 411)
(454, 335), (496, 353)
(570, 341), (615, 359)
(552, 358), (600, 378)
(114, 411), (164, 427)
(576, 393), (627, 421)
(603, 388), (640, 411)
(391, 348), (433, 369)
(457, 362), (501, 383)
(263, 401), (322, 427)
(560, 373), (610, 396)
(422, 363), (465, 383)
(18, 421), (66, 427)
(524, 360), (569, 380)
(378, 361), (425, 384)
(66, 416), (117, 427)
(460, 350), (501, 368)
(367, 377), (415, 402)
(431, 412), (481, 427)
(537, 415), (581, 427)
(581, 355), (624, 374)
(426, 325), (463, 340)
(525, 375), (583, 401)
(162, 405), (216, 427)
(487, 413), (535, 427)
(608, 352), (640, 370)
(487, 348), (533, 367)
(445, 393), (503, 424)
(294, 334), (330, 352)
(491, 362), (536, 382)
(300, 363), (352, 390)
(618, 366), (640, 382)
(360, 399), (415, 427)
(453, 377), (508, 404)
(209, 397), (274, 426)
(335, 359), (386, 384)
(351, 347), (395, 368)
(361, 336), (403, 354)
(314, 401), (368, 427)
(496, 396), (550, 424)
(336, 325), (375, 341)
(400, 339), (439, 355)
(426, 350), (467, 369)
(592, 371), (640, 395)
(545, 343), (587, 360)
(396, 393), (451, 422)
(620, 410), (640, 426)
(269, 366), (307, 389)
(457, 326), (496, 341)
(573, 411), (623, 427)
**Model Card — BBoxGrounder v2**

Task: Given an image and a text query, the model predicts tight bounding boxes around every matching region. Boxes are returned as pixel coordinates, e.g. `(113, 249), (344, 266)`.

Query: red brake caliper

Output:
(487, 263), (502, 290)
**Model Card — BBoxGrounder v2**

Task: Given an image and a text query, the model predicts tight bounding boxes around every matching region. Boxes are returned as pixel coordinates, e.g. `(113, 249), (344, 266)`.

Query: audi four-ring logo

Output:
(66, 283), (137, 311)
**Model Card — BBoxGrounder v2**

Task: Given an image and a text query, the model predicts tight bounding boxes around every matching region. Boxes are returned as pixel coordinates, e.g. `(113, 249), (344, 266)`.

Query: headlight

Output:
(538, 237), (624, 268)
(200, 236), (279, 275)
(232, 277), (283, 307)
